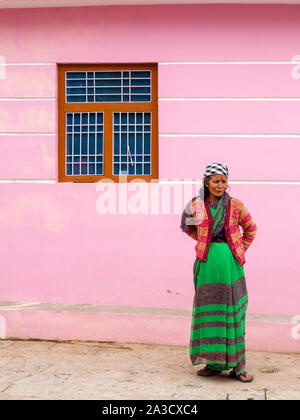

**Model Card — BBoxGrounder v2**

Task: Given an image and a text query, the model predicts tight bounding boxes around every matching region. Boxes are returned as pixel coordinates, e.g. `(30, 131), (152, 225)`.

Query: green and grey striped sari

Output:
(189, 200), (248, 375)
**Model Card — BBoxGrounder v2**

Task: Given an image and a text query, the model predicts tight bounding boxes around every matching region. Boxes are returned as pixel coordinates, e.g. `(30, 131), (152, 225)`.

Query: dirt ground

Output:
(0, 339), (299, 400)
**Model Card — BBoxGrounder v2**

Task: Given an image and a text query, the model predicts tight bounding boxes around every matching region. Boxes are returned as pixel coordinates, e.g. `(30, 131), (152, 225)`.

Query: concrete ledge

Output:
(0, 301), (299, 353)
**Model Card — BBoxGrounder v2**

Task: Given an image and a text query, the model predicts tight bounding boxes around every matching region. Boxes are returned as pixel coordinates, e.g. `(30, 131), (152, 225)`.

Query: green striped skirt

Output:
(190, 242), (248, 375)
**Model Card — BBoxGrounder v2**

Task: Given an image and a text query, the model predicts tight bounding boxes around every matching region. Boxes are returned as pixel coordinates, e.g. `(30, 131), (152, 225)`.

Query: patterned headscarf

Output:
(203, 162), (229, 179)
(201, 162), (230, 239)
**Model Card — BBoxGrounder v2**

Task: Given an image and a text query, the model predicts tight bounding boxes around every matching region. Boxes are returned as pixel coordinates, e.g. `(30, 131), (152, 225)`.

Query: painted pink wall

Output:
(1, 5), (300, 62)
(0, 5), (299, 332)
(0, 182), (299, 316)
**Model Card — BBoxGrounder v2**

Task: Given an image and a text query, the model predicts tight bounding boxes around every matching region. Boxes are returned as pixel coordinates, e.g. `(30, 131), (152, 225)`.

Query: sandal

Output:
(229, 369), (254, 383)
(197, 365), (221, 377)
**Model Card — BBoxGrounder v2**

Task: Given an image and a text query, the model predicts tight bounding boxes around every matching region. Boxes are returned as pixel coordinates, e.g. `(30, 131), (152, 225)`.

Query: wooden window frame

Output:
(58, 63), (158, 183)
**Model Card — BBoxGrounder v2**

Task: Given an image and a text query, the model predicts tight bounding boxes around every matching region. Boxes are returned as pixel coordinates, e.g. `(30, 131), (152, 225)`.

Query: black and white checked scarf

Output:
(203, 162), (229, 179)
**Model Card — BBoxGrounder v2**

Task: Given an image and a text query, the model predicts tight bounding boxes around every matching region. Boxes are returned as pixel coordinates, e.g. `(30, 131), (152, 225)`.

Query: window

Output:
(58, 64), (158, 182)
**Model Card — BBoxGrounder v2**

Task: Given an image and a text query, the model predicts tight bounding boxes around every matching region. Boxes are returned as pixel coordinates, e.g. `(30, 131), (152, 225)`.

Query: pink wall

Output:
(0, 182), (299, 316)
(0, 4), (299, 349)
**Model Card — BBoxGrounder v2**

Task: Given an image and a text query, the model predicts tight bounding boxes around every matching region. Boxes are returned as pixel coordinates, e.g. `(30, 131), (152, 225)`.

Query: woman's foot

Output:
(230, 368), (254, 383)
(197, 365), (220, 377)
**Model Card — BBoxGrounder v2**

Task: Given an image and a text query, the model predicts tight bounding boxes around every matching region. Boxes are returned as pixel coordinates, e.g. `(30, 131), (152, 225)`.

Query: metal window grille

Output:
(65, 112), (104, 176)
(113, 112), (151, 176)
(66, 71), (151, 103)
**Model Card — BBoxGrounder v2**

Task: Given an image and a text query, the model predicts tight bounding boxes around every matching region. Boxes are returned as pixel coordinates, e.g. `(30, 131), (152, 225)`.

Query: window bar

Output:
(85, 72), (87, 103)
(150, 112), (152, 175)
(95, 113), (98, 175)
(88, 112), (90, 175)
(149, 70), (152, 102)
(65, 114), (67, 175)
(134, 113), (137, 175)
(93, 72), (96, 103)
(65, 70), (152, 103)
(112, 115), (114, 176)
(121, 71), (123, 103)
(126, 112), (128, 175)
(102, 112), (104, 176)
(79, 112), (82, 175)
(129, 71), (131, 103)
(72, 113), (75, 176)
(119, 113), (121, 175)
(142, 112), (144, 175)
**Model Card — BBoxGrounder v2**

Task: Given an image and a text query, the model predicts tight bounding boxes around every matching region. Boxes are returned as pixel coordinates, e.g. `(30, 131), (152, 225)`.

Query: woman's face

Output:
(206, 174), (228, 199)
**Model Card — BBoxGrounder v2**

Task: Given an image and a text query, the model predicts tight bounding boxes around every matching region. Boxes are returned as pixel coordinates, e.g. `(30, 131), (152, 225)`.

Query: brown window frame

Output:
(58, 63), (158, 183)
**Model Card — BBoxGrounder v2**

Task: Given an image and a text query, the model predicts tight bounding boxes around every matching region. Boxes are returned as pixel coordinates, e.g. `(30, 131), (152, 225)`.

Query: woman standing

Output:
(180, 163), (257, 383)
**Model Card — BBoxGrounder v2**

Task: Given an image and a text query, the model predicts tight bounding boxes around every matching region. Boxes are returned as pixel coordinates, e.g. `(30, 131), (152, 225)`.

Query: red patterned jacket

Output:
(180, 196), (257, 266)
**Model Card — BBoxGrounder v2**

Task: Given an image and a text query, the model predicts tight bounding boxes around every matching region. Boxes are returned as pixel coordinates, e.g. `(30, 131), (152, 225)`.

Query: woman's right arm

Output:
(180, 197), (198, 241)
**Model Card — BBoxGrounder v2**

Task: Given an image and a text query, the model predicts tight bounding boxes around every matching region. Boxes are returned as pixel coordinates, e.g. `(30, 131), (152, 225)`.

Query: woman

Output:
(180, 163), (257, 383)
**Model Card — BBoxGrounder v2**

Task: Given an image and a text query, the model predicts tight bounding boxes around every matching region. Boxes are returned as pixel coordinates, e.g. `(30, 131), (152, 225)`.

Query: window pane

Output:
(65, 112), (104, 176)
(144, 134), (151, 154)
(89, 163), (95, 174)
(112, 112), (151, 176)
(66, 70), (151, 103)
(131, 71), (151, 78)
(67, 72), (86, 79)
(131, 95), (150, 102)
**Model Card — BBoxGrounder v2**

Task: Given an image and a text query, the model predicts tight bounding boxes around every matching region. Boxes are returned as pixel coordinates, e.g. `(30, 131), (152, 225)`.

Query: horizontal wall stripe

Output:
(3, 98), (300, 101)
(160, 133), (300, 137)
(1, 97), (300, 102)
(159, 61), (299, 65)
(158, 180), (300, 184)
(0, 301), (295, 324)
(1, 133), (300, 138)
(159, 136), (300, 180)
(0, 133), (55, 135)
(2, 62), (299, 102)
(4, 63), (56, 66)
(159, 62), (300, 98)
(0, 101), (55, 132)
(159, 98), (300, 101)
(159, 101), (300, 134)
(0, 180), (56, 183)
(2, 6), (300, 63)
(1, 180), (300, 184)
(0, 64), (56, 98)
(3, 61), (298, 65)
(0, 98), (55, 100)
(0, 135), (55, 179)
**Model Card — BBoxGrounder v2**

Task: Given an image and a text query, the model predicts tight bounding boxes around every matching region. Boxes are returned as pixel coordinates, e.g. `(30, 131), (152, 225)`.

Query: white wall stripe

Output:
(4, 63), (56, 66)
(3, 61), (298, 66)
(158, 180), (300, 185)
(159, 97), (300, 101)
(1, 133), (300, 138)
(0, 179), (56, 183)
(160, 133), (300, 138)
(0, 98), (55, 101)
(0, 179), (299, 184)
(159, 61), (298, 65)
(0, 133), (55, 135)
(2, 97), (300, 101)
